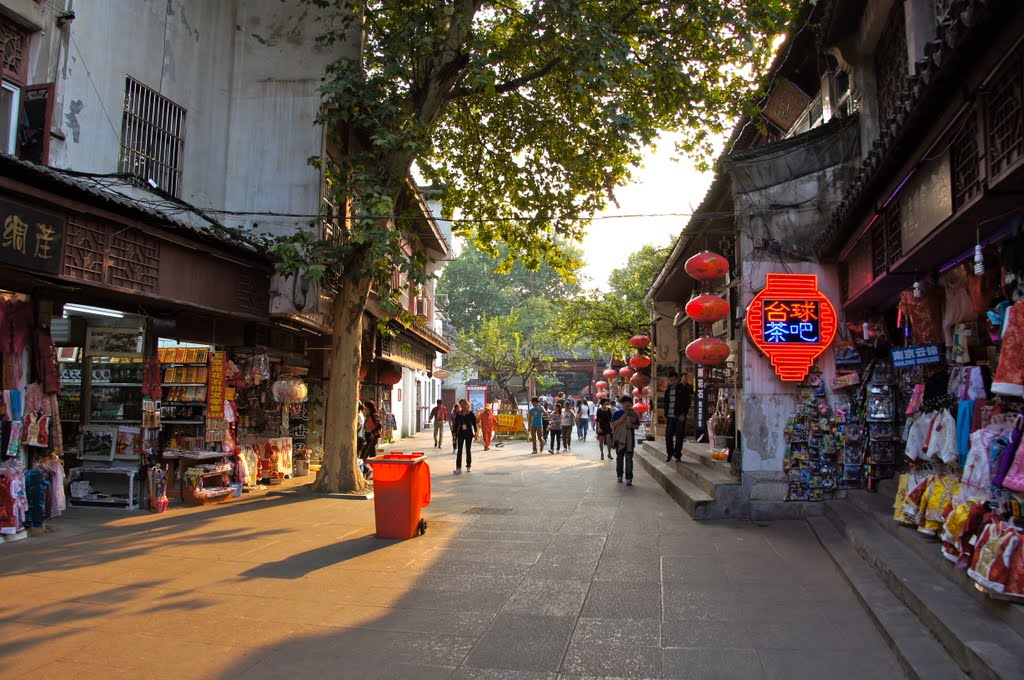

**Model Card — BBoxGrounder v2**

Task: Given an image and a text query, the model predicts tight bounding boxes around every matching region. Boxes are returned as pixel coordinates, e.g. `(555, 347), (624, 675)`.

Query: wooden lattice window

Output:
(118, 77), (186, 197)
(871, 204), (902, 278)
(875, 1), (909, 127)
(987, 49), (1024, 180)
(0, 16), (28, 84)
(951, 111), (981, 210)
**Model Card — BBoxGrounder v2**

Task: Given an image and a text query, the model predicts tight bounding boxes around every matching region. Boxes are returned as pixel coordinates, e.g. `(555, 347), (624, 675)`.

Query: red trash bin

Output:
(366, 452), (431, 539)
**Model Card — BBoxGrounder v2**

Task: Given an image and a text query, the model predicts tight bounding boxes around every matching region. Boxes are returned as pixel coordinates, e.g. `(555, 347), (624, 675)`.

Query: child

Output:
(595, 398), (613, 460)
(611, 396), (640, 485)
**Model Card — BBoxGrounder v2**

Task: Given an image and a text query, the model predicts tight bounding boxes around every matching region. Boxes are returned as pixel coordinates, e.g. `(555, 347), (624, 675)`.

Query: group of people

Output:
(422, 370), (693, 484)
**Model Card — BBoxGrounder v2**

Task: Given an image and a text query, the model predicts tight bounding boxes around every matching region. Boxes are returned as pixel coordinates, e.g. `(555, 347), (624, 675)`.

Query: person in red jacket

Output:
(429, 399), (448, 448)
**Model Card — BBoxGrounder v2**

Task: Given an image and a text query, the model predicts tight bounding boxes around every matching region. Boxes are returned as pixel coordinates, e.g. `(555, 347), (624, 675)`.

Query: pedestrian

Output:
(577, 398), (591, 441)
(560, 402), (575, 451)
(528, 397), (546, 454)
(663, 369), (694, 462)
(449, 401), (461, 453)
(611, 395), (640, 485)
(453, 399), (477, 474)
(479, 403), (496, 450)
(548, 403), (563, 452)
(595, 397), (613, 460)
(360, 400), (382, 464)
(429, 399), (448, 449)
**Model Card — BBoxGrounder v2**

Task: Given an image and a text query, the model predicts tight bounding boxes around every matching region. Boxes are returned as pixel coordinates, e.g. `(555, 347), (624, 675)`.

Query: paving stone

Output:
(501, 578), (590, 617)
(571, 617), (661, 647)
(581, 581), (661, 620)
(663, 646), (764, 679)
(561, 640), (663, 678)
(758, 648), (905, 680)
(465, 614), (575, 672)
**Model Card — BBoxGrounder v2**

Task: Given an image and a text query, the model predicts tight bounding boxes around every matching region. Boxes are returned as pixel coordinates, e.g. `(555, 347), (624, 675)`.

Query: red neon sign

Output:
(746, 273), (837, 382)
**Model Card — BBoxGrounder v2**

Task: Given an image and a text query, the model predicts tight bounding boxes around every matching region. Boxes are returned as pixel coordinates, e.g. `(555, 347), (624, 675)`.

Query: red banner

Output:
(207, 351), (226, 418)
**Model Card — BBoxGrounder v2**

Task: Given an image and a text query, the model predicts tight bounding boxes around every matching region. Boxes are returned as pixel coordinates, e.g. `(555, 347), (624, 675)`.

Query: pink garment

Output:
(962, 426), (1009, 488)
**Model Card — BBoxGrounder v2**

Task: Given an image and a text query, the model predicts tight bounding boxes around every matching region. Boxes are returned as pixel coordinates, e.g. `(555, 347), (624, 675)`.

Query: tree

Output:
(446, 298), (557, 405)
(555, 241), (676, 358)
(281, 0), (794, 493)
(438, 242), (582, 331)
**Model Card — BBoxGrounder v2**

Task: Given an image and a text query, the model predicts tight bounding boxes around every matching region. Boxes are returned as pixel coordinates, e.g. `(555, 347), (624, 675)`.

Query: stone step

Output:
(808, 516), (967, 680)
(847, 482), (1024, 640)
(822, 498), (1024, 680)
(639, 441), (738, 497)
(635, 443), (745, 520)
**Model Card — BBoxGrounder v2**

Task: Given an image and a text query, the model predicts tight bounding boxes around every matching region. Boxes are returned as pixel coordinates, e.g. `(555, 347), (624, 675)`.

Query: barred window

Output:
(118, 77), (186, 197)
(875, 1), (909, 127)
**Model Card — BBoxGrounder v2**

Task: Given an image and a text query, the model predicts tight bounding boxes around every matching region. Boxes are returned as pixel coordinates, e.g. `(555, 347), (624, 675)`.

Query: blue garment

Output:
(956, 400), (974, 467)
(528, 406), (545, 429)
(24, 467), (49, 528)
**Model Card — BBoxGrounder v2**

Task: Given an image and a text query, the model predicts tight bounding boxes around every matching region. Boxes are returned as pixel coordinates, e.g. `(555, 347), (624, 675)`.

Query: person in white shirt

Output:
(577, 398), (591, 441)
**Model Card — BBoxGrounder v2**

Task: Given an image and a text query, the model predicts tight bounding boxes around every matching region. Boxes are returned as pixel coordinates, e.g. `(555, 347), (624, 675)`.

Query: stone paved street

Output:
(1, 430), (907, 679)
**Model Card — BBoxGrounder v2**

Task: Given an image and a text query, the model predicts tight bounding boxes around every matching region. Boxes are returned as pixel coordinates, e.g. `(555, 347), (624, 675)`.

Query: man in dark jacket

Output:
(663, 369), (693, 462)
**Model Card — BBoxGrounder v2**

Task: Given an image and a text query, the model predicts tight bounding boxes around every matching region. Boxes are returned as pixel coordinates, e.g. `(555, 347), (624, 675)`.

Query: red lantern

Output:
(746, 273), (838, 382)
(685, 337), (731, 366)
(629, 335), (651, 350)
(602, 368), (618, 380)
(629, 354), (652, 369)
(684, 251), (730, 281)
(596, 391), (608, 399)
(685, 294), (729, 324)
(633, 403), (650, 415)
(595, 380), (608, 389)
(630, 372), (651, 388)
(377, 367), (403, 386)
(619, 366), (634, 379)
(632, 387), (650, 398)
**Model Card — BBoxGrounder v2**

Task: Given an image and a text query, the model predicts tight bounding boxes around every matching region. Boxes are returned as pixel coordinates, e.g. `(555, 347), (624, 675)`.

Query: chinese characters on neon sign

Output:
(763, 300), (821, 343)
(746, 274), (837, 382)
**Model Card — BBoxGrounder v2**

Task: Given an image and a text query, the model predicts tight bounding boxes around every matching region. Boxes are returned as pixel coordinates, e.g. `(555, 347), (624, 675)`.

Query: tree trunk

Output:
(312, 276), (373, 494)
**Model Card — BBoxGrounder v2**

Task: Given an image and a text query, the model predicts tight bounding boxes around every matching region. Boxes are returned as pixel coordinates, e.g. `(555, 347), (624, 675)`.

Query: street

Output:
(1, 430), (905, 679)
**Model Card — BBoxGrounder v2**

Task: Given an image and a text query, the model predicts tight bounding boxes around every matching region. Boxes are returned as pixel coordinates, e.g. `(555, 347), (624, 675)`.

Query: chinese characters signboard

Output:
(891, 344), (941, 368)
(762, 300), (821, 343)
(207, 351), (226, 419)
(0, 199), (63, 274)
(746, 274), (838, 382)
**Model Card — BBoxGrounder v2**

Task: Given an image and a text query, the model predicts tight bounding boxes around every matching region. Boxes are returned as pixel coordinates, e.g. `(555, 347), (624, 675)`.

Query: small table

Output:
(68, 466), (139, 511)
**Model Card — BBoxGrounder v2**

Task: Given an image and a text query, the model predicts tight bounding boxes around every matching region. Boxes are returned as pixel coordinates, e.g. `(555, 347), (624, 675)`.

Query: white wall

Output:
(17, 0), (354, 235)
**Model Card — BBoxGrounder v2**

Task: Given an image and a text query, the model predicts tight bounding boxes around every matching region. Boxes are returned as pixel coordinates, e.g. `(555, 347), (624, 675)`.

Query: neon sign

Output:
(747, 274), (837, 382)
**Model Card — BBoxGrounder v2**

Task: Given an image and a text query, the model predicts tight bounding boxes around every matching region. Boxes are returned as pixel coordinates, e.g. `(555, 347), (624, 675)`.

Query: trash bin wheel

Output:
(418, 518), (427, 535)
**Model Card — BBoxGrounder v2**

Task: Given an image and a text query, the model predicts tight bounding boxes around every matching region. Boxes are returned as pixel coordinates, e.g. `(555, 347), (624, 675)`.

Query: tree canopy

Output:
(287, 0), (794, 493)
(438, 241), (582, 331)
(554, 240), (676, 358)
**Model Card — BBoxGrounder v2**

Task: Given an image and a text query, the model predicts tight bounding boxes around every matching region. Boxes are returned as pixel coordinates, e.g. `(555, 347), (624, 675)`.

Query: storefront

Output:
(0, 155), (320, 541)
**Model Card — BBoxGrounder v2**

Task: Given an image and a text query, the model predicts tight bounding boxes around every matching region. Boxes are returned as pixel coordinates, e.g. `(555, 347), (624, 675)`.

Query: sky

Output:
(579, 137), (716, 290)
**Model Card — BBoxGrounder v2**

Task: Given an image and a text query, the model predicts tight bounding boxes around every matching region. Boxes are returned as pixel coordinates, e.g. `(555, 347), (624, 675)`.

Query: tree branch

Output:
(449, 57), (562, 100)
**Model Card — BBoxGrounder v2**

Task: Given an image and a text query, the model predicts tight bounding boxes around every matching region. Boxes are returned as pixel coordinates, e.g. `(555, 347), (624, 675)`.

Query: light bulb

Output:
(862, 322), (870, 340)
(974, 244), (984, 275)
(913, 281), (922, 299)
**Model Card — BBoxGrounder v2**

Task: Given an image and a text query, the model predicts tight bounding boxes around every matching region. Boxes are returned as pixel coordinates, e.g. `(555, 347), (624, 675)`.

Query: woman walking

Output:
(360, 400), (382, 463)
(560, 402), (575, 452)
(548, 404), (563, 453)
(595, 397), (613, 460)
(453, 399), (477, 474)
(449, 402), (461, 454)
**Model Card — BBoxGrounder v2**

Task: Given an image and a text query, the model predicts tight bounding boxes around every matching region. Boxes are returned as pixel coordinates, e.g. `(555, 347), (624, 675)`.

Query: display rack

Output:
(179, 451), (236, 505)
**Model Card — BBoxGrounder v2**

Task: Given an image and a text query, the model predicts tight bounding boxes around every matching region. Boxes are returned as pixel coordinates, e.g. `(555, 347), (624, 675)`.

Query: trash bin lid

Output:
(367, 452), (426, 465)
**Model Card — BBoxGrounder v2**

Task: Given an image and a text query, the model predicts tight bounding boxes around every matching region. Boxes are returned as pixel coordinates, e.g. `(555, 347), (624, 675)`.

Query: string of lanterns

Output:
(683, 251), (731, 366)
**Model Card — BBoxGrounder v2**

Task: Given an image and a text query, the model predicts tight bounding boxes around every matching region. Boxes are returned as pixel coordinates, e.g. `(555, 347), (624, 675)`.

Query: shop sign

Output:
(695, 372), (707, 440)
(890, 343), (941, 368)
(207, 351), (226, 418)
(746, 273), (838, 382)
(0, 199), (63, 274)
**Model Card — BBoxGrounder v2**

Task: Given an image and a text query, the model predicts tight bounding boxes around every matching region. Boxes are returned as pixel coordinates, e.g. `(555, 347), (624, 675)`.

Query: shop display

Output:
(783, 370), (847, 501)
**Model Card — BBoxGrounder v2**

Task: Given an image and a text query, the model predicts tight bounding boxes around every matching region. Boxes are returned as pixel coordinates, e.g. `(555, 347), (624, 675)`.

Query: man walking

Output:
(453, 399), (477, 474)
(663, 369), (693, 462)
(611, 395), (640, 485)
(429, 399), (448, 448)
(528, 397), (546, 454)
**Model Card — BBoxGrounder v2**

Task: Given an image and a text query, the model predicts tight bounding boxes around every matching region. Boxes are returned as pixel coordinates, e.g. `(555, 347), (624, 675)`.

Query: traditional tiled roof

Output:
(814, 0), (1012, 259)
(0, 153), (271, 257)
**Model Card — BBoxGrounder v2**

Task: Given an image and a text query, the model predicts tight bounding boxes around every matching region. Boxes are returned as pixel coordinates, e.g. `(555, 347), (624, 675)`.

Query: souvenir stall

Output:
(850, 246), (1024, 602)
(232, 350), (300, 486)
(1, 293), (68, 543)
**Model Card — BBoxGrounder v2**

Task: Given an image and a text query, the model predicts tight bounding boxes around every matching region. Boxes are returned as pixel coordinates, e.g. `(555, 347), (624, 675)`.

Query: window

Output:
(118, 77), (186, 197)
(0, 81), (19, 154)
